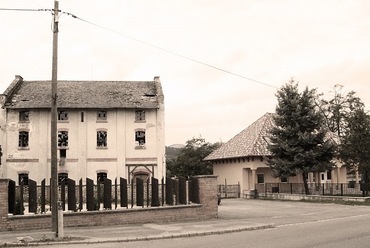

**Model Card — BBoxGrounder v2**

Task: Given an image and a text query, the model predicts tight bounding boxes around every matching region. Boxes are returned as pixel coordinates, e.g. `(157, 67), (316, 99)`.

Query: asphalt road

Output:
(26, 199), (370, 248)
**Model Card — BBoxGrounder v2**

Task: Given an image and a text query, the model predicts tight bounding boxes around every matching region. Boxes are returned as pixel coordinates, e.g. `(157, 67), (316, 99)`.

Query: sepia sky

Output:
(1, 0), (370, 145)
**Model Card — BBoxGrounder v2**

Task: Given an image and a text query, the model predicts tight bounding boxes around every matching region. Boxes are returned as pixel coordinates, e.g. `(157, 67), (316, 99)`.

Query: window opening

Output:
(18, 173), (29, 186)
(58, 110), (69, 121)
(135, 130), (146, 146)
(280, 177), (288, 183)
(19, 111), (30, 122)
(257, 173), (265, 184)
(327, 171), (332, 180)
(58, 173), (68, 185)
(97, 111), (107, 121)
(60, 149), (66, 158)
(97, 172), (107, 183)
(58, 131), (68, 147)
(81, 112), (84, 122)
(135, 110), (145, 121)
(18, 131), (29, 148)
(97, 131), (107, 147)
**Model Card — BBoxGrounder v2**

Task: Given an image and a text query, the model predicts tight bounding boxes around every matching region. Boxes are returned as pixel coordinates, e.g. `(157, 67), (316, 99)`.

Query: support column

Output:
(336, 166), (341, 184)
(251, 169), (257, 190)
(355, 166), (359, 183)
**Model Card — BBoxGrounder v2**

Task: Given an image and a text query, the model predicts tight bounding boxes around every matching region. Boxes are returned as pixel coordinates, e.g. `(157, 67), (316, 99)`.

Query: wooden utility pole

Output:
(51, 0), (59, 235)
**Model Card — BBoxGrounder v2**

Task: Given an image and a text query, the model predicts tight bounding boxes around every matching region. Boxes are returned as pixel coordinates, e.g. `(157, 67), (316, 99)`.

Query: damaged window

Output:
(58, 131), (68, 147)
(135, 110), (145, 121)
(18, 131), (29, 148)
(135, 130), (146, 146)
(97, 130), (107, 147)
(58, 110), (69, 121)
(19, 111), (30, 122)
(58, 173), (68, 185)
(97, 111), (107, 121)
(97, 172), (107, 183)
(18, 173), (29, 186)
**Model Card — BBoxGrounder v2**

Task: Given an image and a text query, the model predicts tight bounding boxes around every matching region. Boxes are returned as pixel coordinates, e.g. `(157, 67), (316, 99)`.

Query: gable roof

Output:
(2, 76), (164, 109)
(205, 113), (275, 161)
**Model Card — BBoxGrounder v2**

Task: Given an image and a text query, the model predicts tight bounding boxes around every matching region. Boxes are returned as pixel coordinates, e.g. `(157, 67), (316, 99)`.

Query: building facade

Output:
(0, 76), (165, 185)
(205, 113), (351, 194)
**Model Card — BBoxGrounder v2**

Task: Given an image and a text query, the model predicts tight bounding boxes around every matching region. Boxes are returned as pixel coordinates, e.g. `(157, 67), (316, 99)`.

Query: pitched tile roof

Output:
(205, 113), (275, 160)
(3, 76), (164, 109)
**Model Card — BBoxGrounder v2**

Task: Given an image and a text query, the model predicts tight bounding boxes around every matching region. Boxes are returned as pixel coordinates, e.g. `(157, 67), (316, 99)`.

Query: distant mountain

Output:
(165, 145), (184, 160)
(168, 144), (185, 149)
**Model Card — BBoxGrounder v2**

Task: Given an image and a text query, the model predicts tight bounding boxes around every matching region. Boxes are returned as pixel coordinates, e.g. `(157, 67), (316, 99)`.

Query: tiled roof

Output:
(205, 113), (275, 160)
(3, 76), (164, 109)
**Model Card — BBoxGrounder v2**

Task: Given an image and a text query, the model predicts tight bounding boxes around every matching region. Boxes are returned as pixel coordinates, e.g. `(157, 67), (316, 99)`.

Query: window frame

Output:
(97, 129), (108, 148)
(97, 110), (108, 122)
(18, 130), (29, 149)
(18, 173), (29, 186)
(58, 130), (69, 148)
(19, 110), (30, 122)
(135, 129), (146, 148)
(58, 110), (69, 122)
(257, 173), (265, 184)
(135, 110), (146, 122)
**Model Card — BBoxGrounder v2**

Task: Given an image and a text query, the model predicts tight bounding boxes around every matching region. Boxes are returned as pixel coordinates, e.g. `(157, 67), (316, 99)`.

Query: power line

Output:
(76, 16), (278, 89)
(0, 7), (278, 89)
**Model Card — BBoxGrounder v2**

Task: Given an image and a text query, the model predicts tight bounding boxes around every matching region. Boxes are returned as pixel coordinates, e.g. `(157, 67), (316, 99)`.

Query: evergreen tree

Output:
(340, 108), (370, 195)
(267, 81), (335, 194)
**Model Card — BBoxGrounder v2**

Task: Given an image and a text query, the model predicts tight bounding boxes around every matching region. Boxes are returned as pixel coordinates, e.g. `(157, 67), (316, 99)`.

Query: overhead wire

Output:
(0, 7), (278, 89)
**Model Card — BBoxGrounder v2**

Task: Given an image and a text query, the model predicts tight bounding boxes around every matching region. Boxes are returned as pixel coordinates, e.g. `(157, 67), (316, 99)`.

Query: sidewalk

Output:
(0, 201), (274, 246)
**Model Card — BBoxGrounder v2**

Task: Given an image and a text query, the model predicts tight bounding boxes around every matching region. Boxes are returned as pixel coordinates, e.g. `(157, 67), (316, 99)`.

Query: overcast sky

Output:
(1, 0), (370, 145)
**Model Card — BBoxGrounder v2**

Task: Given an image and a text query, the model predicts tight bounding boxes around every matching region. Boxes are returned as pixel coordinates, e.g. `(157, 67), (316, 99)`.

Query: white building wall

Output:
(2, 107), (165, 185)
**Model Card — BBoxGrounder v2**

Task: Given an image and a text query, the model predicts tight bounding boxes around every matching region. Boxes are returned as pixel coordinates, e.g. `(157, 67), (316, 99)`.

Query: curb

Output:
(0, 224), (275, 247)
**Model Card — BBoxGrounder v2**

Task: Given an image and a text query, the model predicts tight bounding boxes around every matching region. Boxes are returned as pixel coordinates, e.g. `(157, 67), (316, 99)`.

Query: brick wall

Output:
(0, 176), (218, 231)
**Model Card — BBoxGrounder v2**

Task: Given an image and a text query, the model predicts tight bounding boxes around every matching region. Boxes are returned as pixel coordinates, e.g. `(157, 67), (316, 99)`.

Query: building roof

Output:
(2, 76), (164, 109)
(205, 113), (275, 161)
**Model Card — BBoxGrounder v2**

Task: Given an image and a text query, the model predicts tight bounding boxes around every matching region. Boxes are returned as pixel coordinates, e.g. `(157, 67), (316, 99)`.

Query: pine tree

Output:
(340, 108), (370, 195)
(268, 81), (335, 194)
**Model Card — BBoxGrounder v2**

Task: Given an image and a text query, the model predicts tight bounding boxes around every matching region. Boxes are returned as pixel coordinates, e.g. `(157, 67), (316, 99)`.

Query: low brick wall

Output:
(259, 193), (370, 202)
(0, 176), (218, 232)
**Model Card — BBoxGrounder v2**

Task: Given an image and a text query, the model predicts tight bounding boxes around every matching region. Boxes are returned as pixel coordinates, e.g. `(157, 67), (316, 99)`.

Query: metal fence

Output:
(218, 183), (240, 198)
(256, 182), (364, 196)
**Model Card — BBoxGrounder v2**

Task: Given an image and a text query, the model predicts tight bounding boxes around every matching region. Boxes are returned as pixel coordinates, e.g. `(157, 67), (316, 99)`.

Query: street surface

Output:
(9, 199), (370, 247)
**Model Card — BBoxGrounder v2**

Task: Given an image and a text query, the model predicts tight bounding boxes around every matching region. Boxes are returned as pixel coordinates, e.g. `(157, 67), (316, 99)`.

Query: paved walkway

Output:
(0, 199), (274, 246)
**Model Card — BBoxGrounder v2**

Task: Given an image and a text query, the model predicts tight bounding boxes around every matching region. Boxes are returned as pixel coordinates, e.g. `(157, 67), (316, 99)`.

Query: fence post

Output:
(28, 179), (37, 213)
(114, 178), (118, 209)
(79, 178), (83, 211)
(225, 178), (227, 198)
(41, 179), (46, 213)
(68, 178), (76, 212)
(120, 177), (128, 208)
(322, 183), (325, 196)
(290, 183), (293, 194)
(0, 179), (10, 218)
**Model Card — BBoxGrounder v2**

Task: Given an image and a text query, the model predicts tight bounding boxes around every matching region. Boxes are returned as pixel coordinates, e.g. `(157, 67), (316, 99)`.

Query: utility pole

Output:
(51, 0), (59, 236)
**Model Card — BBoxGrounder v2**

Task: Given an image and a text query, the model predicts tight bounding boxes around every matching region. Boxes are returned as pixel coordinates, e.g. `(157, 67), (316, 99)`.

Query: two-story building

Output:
(0, 75), (165, 185)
